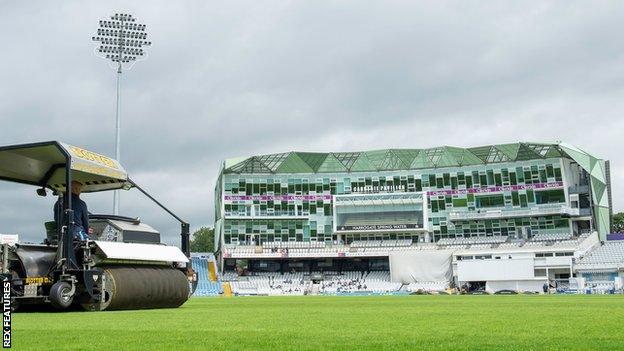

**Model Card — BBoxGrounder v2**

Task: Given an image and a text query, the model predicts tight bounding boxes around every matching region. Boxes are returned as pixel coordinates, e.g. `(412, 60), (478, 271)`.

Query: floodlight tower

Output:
(92, 13), (151, 214)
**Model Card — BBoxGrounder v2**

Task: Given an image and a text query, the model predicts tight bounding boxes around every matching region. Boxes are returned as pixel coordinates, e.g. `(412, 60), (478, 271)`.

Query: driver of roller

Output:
(54, 181), (90, 241)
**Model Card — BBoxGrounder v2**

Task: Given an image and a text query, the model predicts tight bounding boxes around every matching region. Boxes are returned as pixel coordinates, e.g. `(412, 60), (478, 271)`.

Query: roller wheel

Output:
(10, 298), (19, 312)
(49, 282), (74, 309)
(81, 273), (114, 312)
(82, 266), (190, 311)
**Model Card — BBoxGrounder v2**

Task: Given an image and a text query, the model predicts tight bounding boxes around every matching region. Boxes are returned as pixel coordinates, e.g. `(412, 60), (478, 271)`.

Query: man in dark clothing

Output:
(54, 181), (90, 241)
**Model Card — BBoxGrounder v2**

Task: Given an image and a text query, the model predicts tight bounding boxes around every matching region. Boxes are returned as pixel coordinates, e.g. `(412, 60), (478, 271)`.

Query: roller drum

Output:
(85, 266), (189, 311)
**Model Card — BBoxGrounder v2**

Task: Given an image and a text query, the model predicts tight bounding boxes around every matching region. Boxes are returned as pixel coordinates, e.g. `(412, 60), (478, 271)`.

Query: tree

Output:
(613, 212), (624, 233)
(190, 227), (214, 253)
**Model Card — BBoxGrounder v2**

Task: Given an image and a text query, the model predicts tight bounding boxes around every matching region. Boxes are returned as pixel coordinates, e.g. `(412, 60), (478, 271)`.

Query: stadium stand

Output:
(222, 233), (595, 275)
(229, 272), (311, 296)
(191, 255), (223, 296)
(437, 236), (507, 246)
(405, 281), (449, 293)
(338, 211), (419, 227)
(319, 271), (402, 294)
(210, 232), (620, 297)
(223, 270), (404, 295)
(223, 240), (447, 258)
(531, 233), (573, 241)
(351, 239), (412, 248)
(576, 241), (624, 269)
(497, 242), (522, 248)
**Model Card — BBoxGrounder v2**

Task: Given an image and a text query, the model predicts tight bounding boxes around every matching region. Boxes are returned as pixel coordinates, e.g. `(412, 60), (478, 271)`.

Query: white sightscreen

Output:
(486, 280), (546, 293)
(389, 250), (453, 283)
(457, 258), (534, 281)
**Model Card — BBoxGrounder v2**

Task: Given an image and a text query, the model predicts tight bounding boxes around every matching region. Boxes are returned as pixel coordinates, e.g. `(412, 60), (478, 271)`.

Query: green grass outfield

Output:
(11, 295), (624, 350)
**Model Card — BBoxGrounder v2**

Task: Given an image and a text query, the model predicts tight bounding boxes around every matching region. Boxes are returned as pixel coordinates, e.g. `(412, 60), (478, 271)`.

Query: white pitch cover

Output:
(95, 241), (189, 263)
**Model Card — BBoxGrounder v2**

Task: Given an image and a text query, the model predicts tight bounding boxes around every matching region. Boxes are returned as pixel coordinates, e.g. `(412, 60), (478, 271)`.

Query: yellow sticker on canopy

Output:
(68, 146), (119, 169)
(72, 162), (126, 180)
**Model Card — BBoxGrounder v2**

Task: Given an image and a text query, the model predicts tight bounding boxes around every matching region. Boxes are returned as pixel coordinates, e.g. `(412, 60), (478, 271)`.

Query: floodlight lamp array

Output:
(92, 13), (151, 65)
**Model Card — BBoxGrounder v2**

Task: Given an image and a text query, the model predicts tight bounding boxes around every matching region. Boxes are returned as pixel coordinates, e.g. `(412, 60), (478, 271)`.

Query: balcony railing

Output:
(224, 211), (310, 219)
(569, 185), (589, 194)
(448, 205), (580, 221)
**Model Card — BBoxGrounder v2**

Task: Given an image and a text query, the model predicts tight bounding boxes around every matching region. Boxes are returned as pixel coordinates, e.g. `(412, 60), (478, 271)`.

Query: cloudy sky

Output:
(1, 1), (623, 245)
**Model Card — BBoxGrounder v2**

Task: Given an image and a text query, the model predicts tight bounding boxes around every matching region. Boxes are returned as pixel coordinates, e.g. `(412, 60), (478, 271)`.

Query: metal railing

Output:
(448, 204), (579, 221)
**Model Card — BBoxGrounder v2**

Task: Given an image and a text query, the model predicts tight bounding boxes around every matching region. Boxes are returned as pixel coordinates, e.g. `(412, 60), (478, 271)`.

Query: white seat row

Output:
(437, 236), (507, 246)
(405, 281), (449, 292)
(350, 239), (413, 248)
(498, 242), (522, 248)
(262, 241), (326, 249)
(531, 233), (572, 241)
(577, 242), (624, 265)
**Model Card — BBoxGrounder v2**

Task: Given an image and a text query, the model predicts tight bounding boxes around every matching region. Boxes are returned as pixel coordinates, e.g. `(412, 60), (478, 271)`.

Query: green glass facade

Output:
(214, 142), (611, 250)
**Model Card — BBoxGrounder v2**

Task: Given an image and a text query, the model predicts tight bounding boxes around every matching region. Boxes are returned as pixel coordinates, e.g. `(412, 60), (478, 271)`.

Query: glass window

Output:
(554, 218), (569, 228)
(535, 189), (565, 204)
(511, 192), (519, 206)
(453, 198), (468, 207)
(516, 168), (524, 183)
(526, 189), (535, 203)
(519, 194), (528, 208)
(436, 177), (444, 189)
(494, 173), (502, 186)
(431, 201), (439, 212)
(510, 172), (517, 185)
(554, 168), (563, 182)
(486, 170), (495, 185)
(323, 204), (332, 215)
(475, 194), (505, 208)
(539, 169), (547, 183)
(415, 179), (422, 191)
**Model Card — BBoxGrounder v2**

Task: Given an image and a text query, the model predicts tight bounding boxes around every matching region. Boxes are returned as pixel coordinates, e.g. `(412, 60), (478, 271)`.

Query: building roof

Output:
(222, 142), (599, 175)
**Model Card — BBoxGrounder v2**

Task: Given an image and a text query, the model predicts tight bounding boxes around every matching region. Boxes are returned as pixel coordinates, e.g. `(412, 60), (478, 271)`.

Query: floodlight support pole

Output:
(93, 13), (151, 216)
(113, 62), (122, 215)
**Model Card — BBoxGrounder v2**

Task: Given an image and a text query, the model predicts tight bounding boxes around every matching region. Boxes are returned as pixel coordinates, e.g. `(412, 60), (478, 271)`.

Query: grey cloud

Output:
(1, 0), (623, 244)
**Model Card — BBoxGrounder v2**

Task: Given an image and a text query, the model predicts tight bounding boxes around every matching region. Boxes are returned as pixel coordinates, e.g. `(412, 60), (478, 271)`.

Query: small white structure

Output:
(453, 232), (600, 293)
(0, 234), (19, 246)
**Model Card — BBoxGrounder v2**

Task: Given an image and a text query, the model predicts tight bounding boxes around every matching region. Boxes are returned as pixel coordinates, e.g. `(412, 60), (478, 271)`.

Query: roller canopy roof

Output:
(0, 141), (131, 193)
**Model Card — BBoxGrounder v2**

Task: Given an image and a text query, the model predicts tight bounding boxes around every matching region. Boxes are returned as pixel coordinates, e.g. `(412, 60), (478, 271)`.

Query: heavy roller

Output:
(0, 141), (197, 311)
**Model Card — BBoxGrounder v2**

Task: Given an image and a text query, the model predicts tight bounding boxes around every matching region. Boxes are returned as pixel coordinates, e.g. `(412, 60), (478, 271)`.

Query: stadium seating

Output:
(576, 241), (624, 267)
(531, 233), (572, 241)
(221, 271), (238, 281)
(585, 281), (616, 294)
(437, 236), (507, 246)
(497, 242), (522, 248)
(224, 239), (425, 257)
(521, 232), (592, 248)
(228, 272), (311, 296)
(405, 281), (449, 292)
(339, 211), (417, 227)
(319, 271), (401, 294)
(350, 239), (412, 248)
(191, 256), (223, 296)
(223, 270), (404, 295)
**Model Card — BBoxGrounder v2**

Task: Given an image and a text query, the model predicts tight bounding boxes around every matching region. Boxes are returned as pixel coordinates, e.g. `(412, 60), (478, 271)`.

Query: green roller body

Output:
(84, 266), (190, 311)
